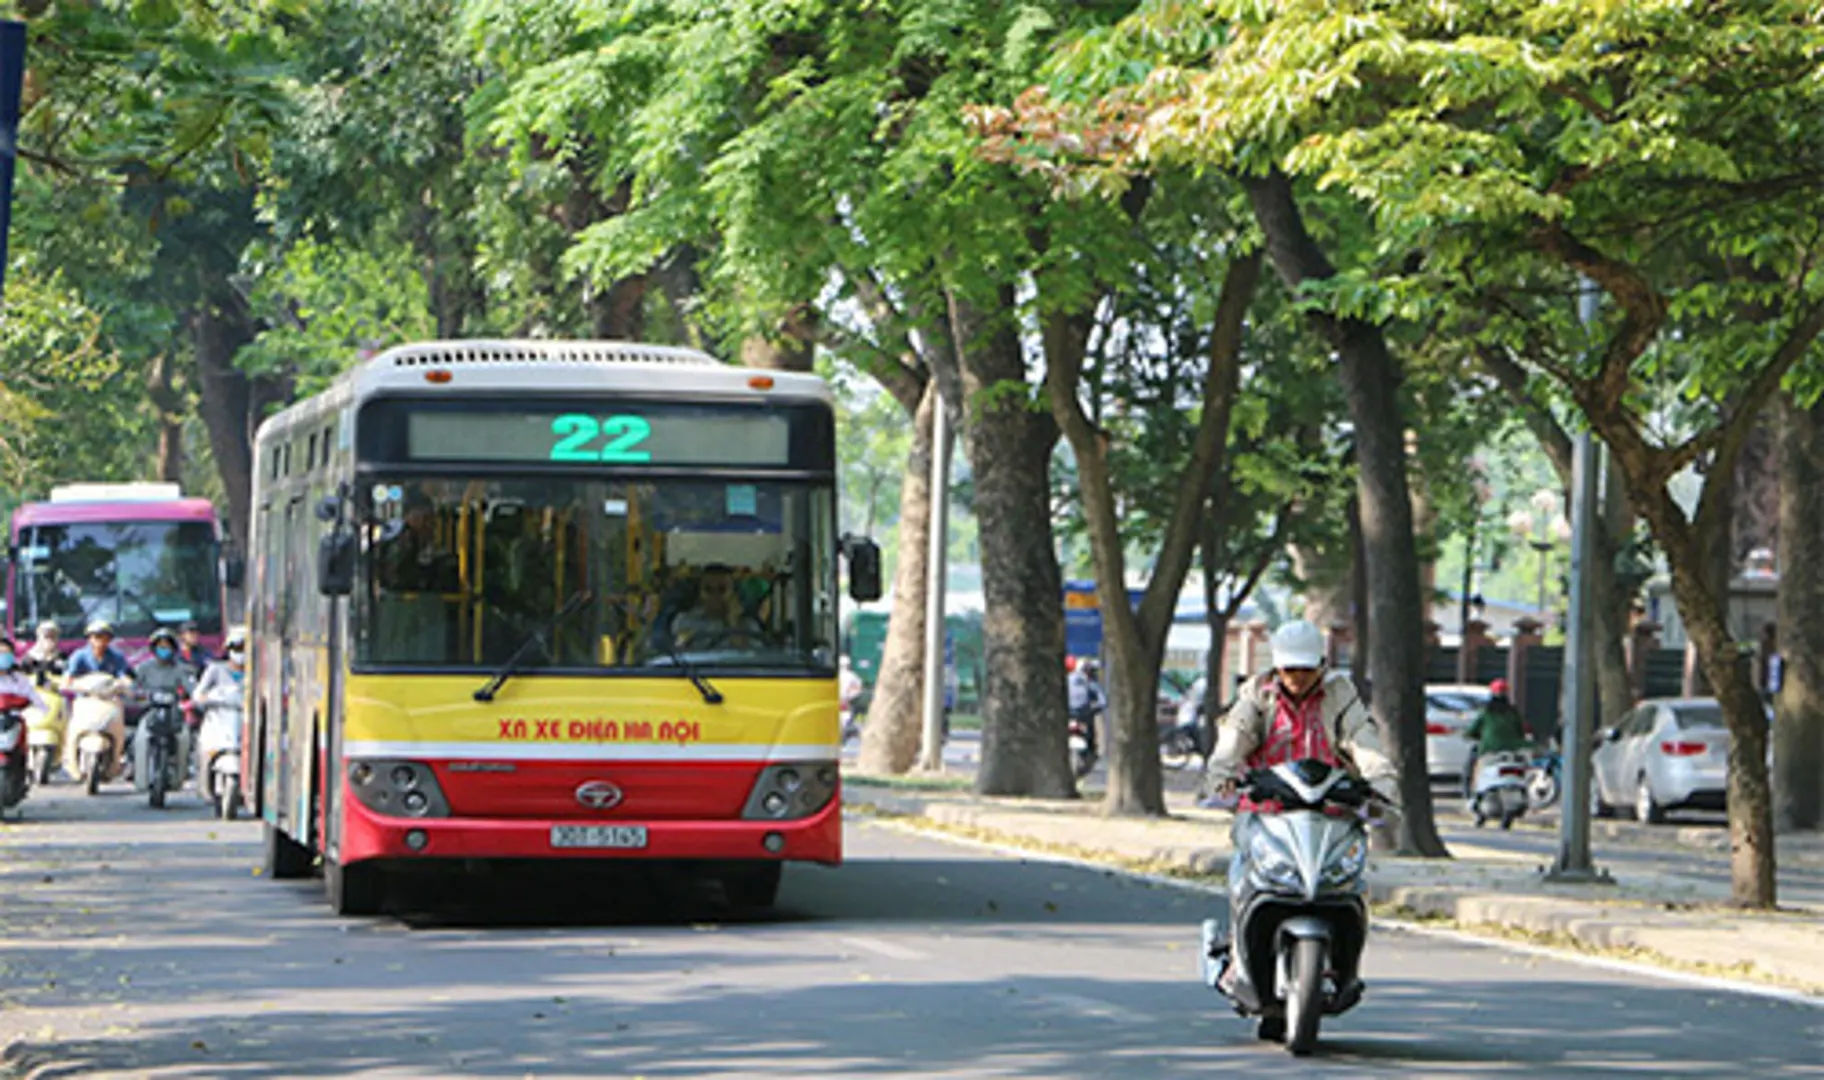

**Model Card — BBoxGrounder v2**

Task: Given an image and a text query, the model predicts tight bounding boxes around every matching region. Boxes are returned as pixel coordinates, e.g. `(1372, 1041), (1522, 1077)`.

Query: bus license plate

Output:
(551, 825), (649, 849)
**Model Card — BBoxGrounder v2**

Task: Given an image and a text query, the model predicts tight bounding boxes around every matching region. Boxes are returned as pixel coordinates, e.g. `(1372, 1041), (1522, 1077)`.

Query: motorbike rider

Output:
(193, 628), (247, 703)
(22, 621), (65, 678)
(1066, 656), (1106, 757)
(176, 621), (213, 678)
(1462, 678), (1532, 799)
(65, 620), (134, 680)
(1200, 619), (1398, 986)
(0, 635), (50, 714)
(130, 627), (197, 790)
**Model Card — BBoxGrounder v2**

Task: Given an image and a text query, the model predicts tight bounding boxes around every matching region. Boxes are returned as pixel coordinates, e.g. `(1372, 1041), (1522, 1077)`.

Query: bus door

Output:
(278, 495), (308, 838)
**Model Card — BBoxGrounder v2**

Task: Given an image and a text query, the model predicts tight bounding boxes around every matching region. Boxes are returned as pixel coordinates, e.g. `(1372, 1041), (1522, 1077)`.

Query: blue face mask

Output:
(0, 653), (14, 672)
(154, 646), (175, 661)
(230, 670), (244, 683)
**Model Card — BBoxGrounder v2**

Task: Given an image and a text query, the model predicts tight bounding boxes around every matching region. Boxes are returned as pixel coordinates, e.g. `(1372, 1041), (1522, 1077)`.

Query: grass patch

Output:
(847, 801), (1225, 886)
(845, 773), (974, 793)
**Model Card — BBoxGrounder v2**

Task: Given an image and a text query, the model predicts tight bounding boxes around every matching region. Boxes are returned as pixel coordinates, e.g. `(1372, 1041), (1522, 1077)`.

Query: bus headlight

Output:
(742, 762), (837, 820)
(347, 759), (450, 818)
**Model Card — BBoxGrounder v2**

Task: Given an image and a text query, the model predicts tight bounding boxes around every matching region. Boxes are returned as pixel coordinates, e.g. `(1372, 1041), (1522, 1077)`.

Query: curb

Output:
(847, 783), (1824, 1000)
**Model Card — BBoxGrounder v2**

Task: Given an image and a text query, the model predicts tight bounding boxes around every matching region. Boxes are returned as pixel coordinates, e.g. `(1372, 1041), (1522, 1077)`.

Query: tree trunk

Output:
(1628, 474), (1777, 905)
(944, 289), (1074, 799)
(1246, 169), (1445, 856)
(588, 276), (647, 341)
(146, 352), (184, 484)
(1591, 460), (1636, 729)
(1347, 495), (1370, 679)
(1775, 393), (1824, 831)
(1290, 541), (1352, 634)
(1043, 253), (1260, 815)
(858, 381), (942, 775)
(191, 296), (258, 548)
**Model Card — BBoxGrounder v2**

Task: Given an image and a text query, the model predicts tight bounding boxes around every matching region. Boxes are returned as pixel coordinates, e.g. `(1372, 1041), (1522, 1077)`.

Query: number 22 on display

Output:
(550, 414), (653, 463)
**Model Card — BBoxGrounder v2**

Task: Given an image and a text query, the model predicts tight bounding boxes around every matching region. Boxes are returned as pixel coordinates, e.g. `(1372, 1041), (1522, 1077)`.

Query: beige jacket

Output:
(1203, 670), (1399, 803)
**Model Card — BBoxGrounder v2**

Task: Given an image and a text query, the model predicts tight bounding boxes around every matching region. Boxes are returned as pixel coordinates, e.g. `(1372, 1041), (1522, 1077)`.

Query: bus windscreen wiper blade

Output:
(473, 590), (592, 703)
(667, 644), (725, 705)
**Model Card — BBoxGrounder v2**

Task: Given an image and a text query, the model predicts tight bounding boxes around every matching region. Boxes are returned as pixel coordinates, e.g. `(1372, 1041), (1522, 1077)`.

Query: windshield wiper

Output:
(666, 643), (725, 705)
(473, 590), (592, 703)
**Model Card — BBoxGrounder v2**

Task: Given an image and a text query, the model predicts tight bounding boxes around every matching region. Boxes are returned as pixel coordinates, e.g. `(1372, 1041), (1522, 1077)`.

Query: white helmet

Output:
(1270, 619), (1325, 670)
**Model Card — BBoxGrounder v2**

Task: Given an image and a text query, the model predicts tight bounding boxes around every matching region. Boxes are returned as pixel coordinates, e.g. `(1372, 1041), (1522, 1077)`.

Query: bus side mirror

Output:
(317, 530), (355, 597)
(223, 551), (245, 590)
(843, 535), (882, 603)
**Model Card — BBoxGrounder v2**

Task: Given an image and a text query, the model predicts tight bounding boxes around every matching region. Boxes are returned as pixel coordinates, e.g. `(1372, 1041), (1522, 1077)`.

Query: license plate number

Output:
(550, 825), (648, 849)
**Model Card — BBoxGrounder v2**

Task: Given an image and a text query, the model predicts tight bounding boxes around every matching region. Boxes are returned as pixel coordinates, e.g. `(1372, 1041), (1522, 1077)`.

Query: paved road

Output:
(3, 783), (1821, 1078)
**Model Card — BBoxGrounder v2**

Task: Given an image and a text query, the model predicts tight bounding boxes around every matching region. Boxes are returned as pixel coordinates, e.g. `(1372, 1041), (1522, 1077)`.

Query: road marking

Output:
(837, 935), (928, 961)
(859, 816), (1824, 1011)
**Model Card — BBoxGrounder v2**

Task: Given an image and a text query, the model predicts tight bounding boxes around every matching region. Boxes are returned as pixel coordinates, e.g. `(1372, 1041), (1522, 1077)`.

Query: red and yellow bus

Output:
(244, 341), (880, 914)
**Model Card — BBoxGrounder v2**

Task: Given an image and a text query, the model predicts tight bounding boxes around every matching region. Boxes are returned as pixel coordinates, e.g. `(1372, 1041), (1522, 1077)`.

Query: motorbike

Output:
(137, 689), (188, 810)
(1159, 716), (1208, 771)
(23, 674), (66, 786)
(194, 683), (244, 819)
(66, 673), (128, 796)
(1068, 712), (1098, 779)
(1470, 749), (1531, 829)
(1525, 747), (1562, 810)
(0, 693), (33, 818)
(1200, 760), (1375, 1056)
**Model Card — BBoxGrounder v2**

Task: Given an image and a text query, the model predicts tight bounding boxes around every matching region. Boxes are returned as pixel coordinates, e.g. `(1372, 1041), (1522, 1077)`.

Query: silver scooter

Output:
(1200, 759), (1375, 1056)
(194, 682), (244, 820)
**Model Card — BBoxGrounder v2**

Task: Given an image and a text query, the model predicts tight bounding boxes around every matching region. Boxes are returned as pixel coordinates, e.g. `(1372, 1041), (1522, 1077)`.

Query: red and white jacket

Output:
(1204, 669), (1398, 805)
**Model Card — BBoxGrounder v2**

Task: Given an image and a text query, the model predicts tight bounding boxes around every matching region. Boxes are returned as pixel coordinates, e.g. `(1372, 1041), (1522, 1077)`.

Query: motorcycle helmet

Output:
(148, 627), (179, 652)
(1270, 619), (1325, 671)
(35, 620), (59, 641)
(1488, 678), (1510, 697)
(1065, 656), (1078, 674)
(85, 618), (116, 639)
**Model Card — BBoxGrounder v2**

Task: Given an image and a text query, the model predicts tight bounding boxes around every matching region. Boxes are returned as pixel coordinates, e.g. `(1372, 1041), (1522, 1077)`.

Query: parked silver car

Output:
(1424, 685), (1492, 779)
(1591, 698), (1728, 823)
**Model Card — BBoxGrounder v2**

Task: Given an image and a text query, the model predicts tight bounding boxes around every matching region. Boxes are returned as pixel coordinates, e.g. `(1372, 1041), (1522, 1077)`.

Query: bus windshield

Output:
(15, 520), (223, 639)
(355, 477), (838, 674)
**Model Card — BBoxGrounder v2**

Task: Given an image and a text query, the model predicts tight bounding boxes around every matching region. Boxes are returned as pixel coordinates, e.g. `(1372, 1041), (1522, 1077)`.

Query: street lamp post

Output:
(1506, 491), (1572, 630)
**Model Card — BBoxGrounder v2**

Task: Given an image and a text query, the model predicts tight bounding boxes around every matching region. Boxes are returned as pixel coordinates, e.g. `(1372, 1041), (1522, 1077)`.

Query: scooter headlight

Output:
(1248, 832), (1301, 890)
(1323, 836), (1368, 885)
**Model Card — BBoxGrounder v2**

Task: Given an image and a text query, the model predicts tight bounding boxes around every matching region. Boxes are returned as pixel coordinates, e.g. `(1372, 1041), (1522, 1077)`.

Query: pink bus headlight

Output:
(741, 761), (838, 820)
(347, 759), (450, 818)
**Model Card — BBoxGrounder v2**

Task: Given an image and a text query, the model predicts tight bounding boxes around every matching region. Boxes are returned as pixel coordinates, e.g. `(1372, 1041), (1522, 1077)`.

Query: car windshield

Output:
(15, 520), (222, 639)
(1674, 706), (1726, 731)
(1428, 691), (1488, 714)
(354, 477), (837, 673)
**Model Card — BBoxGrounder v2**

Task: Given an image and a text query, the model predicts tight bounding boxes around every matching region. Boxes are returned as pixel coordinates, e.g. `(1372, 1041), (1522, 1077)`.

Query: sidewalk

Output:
(844, 776), (1824, 997)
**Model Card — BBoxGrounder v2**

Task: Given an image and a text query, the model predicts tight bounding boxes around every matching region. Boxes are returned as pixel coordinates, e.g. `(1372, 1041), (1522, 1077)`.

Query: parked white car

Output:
(1424, 685), (1493, 779)
(1591, 698), (1729, 823)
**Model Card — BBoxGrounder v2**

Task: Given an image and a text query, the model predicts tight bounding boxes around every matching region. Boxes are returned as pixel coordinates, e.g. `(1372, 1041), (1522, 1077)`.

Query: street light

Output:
(1506, 490), (1573, 627)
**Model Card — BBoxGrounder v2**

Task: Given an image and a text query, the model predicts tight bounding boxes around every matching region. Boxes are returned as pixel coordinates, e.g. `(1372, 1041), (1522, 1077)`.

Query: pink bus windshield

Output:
(12, 518), (223, 640)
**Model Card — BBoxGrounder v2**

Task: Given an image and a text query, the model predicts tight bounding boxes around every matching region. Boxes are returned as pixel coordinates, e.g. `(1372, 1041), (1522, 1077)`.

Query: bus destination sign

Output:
(405, 409), (794, 467)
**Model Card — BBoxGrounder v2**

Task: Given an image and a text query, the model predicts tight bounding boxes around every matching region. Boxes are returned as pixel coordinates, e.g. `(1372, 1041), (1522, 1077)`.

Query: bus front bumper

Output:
(337, 791), (843, 866)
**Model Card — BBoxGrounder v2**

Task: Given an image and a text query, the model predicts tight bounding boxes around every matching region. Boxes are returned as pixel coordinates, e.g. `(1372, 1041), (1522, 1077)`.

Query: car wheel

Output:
(1635, 777), (1666, 825)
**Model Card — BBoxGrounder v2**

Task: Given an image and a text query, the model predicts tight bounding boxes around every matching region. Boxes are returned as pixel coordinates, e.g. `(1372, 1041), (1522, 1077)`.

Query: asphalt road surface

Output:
(2, 782), (1821, 1078)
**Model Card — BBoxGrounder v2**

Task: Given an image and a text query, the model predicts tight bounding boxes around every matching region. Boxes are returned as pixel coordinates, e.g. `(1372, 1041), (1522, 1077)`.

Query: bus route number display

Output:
(405, 409), (793, 467)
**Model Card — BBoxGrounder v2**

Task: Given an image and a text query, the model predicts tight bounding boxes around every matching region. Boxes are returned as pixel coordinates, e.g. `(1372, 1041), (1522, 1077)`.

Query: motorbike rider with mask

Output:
(1199, 619), (1399, 986)
(193, 628), (246, 702)
(130, 627), (196, 791)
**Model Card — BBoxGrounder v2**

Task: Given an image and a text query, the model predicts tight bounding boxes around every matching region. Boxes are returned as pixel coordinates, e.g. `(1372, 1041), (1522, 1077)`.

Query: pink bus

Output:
(4, 484), (238, 657)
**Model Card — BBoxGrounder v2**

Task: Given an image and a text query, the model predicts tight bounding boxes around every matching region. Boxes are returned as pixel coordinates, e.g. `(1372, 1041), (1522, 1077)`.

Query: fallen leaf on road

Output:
(1043, 901), (1058, 912)
(251, 868), (263, 877)
(191, 1040), (208, 1052)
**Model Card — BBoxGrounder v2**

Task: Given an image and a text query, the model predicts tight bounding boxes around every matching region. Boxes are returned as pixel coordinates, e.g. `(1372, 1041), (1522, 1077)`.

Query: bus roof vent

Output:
(386, 341), (719, 369)
(49, 483), (185, 504)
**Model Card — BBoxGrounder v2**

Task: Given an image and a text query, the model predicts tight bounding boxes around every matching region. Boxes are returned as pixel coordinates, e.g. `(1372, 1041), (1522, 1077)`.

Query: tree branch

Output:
(1475, 343), (1573, 486)
(1692, 295), (1824, 540)
(1531, 224), (1667, 403)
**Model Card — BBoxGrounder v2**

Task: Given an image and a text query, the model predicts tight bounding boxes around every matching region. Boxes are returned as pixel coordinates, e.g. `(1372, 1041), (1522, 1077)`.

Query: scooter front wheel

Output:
(82, 754), (101, 796)
(1284, 936), (1325, 1056)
